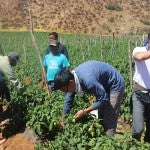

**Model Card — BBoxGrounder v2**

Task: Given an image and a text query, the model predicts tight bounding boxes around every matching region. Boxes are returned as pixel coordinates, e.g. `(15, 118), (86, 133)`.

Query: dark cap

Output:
(8, 52), (20, 63)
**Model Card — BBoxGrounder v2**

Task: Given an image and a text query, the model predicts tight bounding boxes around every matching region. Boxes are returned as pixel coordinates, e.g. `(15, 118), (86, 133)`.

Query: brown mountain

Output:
(0, 0), (150, 34)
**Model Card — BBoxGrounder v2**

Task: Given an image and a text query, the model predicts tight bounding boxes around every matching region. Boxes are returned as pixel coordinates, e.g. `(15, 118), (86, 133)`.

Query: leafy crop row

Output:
(0, 31), (149, 149)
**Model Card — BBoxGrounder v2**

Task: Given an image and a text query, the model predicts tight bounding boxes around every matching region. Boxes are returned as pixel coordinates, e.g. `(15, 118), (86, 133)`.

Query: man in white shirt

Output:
(131, 33), (150, 143)
(0, 52), (25, 113)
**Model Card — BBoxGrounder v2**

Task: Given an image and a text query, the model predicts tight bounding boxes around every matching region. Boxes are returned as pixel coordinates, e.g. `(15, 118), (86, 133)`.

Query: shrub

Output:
(140, 20), (150, 25)
(105, 4), (123, 11)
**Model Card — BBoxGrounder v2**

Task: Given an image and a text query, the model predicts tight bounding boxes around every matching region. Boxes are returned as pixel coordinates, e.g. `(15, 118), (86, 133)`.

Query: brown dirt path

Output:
(0, 133), (35, 150)
(0, 106), (35, 150)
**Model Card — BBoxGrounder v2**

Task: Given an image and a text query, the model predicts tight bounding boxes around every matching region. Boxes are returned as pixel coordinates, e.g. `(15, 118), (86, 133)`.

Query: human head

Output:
(49, 32), (58, 42)
(54, 69), (74, 92)
(8, 52), (20, 66)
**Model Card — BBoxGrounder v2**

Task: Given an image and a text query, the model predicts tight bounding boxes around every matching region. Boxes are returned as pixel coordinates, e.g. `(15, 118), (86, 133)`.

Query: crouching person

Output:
(0, 52), (25, 113)
(53, 60), (125, 136)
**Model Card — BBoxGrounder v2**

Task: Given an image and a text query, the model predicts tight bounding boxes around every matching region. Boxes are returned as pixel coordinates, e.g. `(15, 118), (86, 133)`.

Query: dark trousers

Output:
(0, 81), (11, 102)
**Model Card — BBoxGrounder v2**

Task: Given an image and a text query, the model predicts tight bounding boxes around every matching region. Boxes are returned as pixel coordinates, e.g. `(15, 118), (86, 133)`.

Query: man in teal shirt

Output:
(43, 41), (70, 91)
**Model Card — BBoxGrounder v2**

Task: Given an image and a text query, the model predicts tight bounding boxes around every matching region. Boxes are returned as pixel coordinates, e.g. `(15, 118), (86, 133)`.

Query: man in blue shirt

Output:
(53, 60), (125, 136)
(43, 41), (70, 91)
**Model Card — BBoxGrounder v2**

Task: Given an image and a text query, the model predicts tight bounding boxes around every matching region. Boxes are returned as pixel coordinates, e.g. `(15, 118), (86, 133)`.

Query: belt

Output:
(134, 83), (150, 93)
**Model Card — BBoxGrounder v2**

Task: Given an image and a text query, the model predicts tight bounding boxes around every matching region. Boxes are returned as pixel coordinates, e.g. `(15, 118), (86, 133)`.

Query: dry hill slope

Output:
(0, 0), (150, 34)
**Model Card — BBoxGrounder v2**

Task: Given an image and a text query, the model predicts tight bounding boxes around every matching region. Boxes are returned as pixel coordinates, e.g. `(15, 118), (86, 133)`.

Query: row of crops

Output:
(0, 31), (149, 149)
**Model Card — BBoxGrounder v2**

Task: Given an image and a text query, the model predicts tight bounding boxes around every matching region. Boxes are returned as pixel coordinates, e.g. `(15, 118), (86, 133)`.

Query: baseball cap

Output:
(8, 52), (20, 63)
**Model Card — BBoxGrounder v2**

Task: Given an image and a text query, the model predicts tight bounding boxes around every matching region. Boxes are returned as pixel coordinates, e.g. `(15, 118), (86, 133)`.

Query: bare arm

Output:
(133, 51), (150, 61)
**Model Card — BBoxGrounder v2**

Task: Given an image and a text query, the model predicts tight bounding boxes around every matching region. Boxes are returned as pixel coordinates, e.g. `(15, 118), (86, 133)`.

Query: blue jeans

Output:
(132, 91), (150, 142)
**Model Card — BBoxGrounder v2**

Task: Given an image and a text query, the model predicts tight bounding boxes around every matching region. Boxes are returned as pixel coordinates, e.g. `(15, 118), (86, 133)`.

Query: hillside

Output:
(0, 0), (150, 34)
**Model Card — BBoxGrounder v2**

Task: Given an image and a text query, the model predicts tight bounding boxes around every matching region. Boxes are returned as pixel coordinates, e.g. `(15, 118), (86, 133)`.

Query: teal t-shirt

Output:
(43, 53), (70, 81)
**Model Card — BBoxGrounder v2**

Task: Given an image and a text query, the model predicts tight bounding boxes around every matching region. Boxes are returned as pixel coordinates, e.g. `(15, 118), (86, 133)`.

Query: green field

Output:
(0, 31), (149, 149)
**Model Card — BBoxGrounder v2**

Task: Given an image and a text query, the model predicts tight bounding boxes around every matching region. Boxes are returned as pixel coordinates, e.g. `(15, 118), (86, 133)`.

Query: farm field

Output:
(0, 31), (150, 149)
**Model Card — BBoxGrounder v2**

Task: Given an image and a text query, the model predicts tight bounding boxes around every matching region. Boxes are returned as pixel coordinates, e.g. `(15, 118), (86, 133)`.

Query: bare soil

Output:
(0, 133), (35, 150)
(0, 106), (35, 150)
(0, 0), (149, 34)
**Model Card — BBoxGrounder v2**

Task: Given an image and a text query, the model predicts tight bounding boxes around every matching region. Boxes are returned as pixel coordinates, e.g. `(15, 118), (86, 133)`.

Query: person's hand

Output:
(73, 110), (84, 119)
(60, 121), (64, 129)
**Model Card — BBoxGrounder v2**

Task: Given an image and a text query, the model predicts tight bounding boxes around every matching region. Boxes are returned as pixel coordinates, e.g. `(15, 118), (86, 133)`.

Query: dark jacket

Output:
(45, 42), (68, 59)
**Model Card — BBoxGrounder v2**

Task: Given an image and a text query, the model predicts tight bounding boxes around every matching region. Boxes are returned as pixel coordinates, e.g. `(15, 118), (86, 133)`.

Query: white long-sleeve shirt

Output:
(132, 47), (150, 90)
(0, 55), (23, 89)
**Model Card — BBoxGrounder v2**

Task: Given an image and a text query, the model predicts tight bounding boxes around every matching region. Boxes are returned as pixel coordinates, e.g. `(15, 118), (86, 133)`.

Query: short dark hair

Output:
(49, 32), (58, 40)
(54, 69), (74, 90)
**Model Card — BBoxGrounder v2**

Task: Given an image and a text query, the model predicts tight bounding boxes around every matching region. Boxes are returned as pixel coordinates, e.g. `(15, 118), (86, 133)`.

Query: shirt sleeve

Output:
(86, 79), (109, 110)
(62, 92), (75, 114)
(62, 55), (70, 68)
(132, 47), (143, 58)
(59, 44), (69, 59)
(62, 45), (69, 59)
(143, 39), (148, 46)
(1, 64), (23, 89)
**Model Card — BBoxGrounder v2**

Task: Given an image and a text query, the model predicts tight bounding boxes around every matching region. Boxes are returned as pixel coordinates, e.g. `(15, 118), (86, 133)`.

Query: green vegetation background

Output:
(0, 31), (149, 149)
